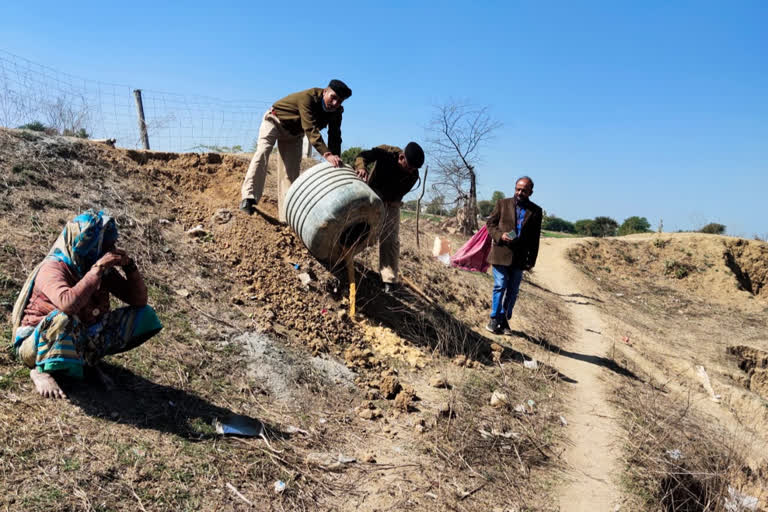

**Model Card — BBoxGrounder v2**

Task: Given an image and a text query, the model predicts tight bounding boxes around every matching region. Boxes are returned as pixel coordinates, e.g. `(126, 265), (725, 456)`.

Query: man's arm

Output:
(327, 113), (342, 156)
(354, 147), (390, 180)
(485, 200), (505, 244)
(298, 96), (330, 156)
(525, 209), (542, 269)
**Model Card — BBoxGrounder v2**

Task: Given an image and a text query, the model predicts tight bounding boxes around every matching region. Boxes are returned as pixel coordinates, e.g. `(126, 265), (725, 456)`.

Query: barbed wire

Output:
(0, 49), (275, 152)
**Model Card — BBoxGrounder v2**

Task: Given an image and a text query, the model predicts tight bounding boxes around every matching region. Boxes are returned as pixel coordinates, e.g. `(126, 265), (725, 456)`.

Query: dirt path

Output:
(532, 238), (622, 511)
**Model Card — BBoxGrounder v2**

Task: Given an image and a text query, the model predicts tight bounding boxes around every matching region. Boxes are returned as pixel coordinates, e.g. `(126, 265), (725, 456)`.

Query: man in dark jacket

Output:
(240, 79), (352, 220)
(354, 142), (424, 292)
(485, 176), (542, 335)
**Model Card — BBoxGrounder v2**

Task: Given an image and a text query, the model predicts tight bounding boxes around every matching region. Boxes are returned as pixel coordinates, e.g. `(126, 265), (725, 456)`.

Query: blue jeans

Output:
(490, 265), (524, 321)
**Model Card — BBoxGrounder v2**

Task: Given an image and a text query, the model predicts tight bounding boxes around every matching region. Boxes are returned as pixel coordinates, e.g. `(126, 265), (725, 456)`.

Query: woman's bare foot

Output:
(29, 369), (67, 399)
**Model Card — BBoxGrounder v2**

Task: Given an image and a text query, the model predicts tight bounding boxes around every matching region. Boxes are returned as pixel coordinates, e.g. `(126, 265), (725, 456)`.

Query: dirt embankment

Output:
(0, 129), (573, 511)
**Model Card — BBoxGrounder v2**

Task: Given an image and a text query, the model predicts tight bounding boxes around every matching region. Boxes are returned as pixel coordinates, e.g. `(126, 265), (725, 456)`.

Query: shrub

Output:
(543, 215), (576, 233)
(341, 146), (363, 167)
(664, 260), (693, 279)
(592, 216), (619, 237)
(574, 219), (594, 236)
(17, 121), (48, 132)
(618, 216), (651, 236)
(477, 200), (494, 218)
(699, 223), (726, 235)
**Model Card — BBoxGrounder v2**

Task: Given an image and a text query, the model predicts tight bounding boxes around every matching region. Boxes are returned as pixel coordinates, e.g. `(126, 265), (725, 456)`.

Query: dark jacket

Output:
(486, 197), (542, 268)
(354, 145), (419, 203)
(272, 88), (342, 156)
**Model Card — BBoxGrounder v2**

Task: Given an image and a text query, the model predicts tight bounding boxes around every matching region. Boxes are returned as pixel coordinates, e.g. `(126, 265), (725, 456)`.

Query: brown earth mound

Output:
(568, 234), (768, 312)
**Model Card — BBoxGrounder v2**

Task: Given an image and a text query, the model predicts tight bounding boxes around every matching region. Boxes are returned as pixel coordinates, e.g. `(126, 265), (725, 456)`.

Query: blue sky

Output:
(2, 1), (766, 236)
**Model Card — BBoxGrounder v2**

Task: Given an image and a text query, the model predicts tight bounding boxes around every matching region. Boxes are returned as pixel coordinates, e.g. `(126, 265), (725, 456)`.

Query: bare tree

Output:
(428, 102), (501, 235)
(44, 95), (90, 136)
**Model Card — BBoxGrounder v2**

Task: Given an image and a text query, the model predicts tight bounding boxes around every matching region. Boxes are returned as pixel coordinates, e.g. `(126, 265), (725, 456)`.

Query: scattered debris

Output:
(297, 272), (312, 287)
(490, 391), (508, 408)
(273, 480), (286, 494)
(665, 449), (683, 460)
(559, 415), (568, 426)
(176, 289), (191, 298)
(214, 415), (264, 437)
(724, 486), (759, 511)
(305, 452), (357, 471)
(283, 425), (309, 436)
(226, 483), (254, 506)
(695, 365), (722, 402)
(523, 359), (538, 370)
(621, 335), (632, 345)
(158, 218), (172, 225)
(186, 224), (207, 237)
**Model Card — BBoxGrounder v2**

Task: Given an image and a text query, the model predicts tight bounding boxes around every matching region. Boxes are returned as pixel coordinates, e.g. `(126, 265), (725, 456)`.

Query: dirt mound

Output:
(568, 234), (768, 311)
(724, 239), (768, 297)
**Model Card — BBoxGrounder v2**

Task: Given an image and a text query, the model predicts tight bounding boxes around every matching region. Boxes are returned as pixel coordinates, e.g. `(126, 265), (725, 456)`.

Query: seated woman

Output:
(11, 210), (162, 399)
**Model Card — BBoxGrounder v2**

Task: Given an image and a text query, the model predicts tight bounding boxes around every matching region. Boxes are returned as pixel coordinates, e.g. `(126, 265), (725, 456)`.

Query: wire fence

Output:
(0, 49), (276, 153)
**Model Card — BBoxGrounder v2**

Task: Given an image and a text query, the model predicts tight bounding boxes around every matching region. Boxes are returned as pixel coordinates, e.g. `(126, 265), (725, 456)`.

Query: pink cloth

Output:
(450, 225), (491, 273)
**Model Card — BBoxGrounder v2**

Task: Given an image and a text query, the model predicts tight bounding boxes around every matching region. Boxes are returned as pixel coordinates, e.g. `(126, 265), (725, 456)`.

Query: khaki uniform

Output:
(241, 88), (343, 221)
(355, 145), (420, 284)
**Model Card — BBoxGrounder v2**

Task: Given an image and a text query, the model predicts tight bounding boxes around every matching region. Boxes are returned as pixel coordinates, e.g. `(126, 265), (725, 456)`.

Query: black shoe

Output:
(383, 283), (398, 295)
(499, 317), (514, 336)
(485, 319), (502, 334)
(239, 198), (255, 215)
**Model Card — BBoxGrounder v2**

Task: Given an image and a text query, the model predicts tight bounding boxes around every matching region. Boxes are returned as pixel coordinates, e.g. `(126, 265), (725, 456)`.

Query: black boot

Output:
(239, 198), (256, 215)
(485, 318), (502, 335)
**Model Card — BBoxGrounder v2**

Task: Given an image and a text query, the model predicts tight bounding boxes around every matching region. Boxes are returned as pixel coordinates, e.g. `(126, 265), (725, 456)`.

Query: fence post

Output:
(133, 89), (150, 150)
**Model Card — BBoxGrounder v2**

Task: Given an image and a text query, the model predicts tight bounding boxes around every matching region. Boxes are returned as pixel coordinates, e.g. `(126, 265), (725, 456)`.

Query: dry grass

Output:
(613, 376), (761, 512)
(567, 236), (768, 510)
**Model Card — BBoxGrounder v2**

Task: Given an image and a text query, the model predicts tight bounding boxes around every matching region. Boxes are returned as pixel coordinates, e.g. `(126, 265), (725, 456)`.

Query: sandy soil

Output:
(533, 238), (623, 511)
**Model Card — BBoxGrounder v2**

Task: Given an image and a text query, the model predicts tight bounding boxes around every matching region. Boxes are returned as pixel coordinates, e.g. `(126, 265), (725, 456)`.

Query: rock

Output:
(394, 387), (415, 411)
(212, 208), (232, 225)
(379, 375), (401, 399)
(429, 373), (448, 388)
(490, 343), (504, 353)
(490, 390), (508, 408)
(358, 408), (382, 420)
(176, 288), (191, 298)
(356, 402), (382, 420)
(186, 225), (207, 237)
(361, 452), (376, 463)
